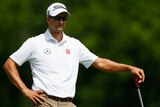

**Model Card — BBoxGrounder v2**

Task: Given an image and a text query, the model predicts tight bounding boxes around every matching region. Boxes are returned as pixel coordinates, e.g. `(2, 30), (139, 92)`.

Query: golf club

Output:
(134, 78), (144, 107)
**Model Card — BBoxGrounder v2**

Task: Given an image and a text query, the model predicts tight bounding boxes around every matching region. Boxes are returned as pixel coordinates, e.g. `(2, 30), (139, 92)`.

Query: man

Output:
(3, 2), (145, 107)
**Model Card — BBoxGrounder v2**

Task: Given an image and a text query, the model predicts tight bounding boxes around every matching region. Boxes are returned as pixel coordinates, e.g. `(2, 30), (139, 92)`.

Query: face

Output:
(46, 12), (69, 33)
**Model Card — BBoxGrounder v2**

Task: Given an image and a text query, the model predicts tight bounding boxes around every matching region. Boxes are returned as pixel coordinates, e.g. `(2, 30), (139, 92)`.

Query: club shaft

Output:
(137, 88), (144, 107)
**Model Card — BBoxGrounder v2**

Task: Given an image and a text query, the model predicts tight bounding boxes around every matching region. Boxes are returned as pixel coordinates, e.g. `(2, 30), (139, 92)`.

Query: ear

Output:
(46, 16), (50, 25)
(46, 16), (50, 21)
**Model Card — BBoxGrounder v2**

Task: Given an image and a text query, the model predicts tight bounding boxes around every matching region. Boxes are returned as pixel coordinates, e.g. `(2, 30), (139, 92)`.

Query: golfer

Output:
(3, 2), (145, 107)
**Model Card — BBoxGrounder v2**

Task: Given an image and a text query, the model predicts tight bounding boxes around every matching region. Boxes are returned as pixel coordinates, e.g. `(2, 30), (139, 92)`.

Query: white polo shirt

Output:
(10, 29), (97, 98)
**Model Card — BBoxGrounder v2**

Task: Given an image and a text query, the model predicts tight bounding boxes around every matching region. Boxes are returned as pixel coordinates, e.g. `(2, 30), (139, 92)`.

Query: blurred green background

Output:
(1, 0), (160, 107)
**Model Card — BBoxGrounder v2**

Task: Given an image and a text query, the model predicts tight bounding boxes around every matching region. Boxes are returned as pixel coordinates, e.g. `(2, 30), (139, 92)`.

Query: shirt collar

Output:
(44, 29), (68, 44)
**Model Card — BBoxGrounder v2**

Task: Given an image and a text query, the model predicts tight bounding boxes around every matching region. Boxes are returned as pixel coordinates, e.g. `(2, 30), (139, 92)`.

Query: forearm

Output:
(92, 57), (132, 72)
(92, 57), (145, 83)
(6, 69), (28, 92)
(3, 58), (28, 93)
(3, 58), (45, 105)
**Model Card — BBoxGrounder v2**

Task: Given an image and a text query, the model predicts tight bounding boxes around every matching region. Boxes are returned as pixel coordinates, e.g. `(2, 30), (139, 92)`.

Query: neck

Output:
(48, 28), (63, 42)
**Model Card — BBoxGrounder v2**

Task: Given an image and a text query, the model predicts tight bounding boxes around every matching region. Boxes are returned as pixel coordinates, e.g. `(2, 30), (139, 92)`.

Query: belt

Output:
(47, 95), (73, 102)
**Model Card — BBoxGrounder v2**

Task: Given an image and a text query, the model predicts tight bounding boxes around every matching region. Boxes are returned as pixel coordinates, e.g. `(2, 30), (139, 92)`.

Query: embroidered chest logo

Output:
(44, 48), (51, 55)
(66, 49), (70, 54)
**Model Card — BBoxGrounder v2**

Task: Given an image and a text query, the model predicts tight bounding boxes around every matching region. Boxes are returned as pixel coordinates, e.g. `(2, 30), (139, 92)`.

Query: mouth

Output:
(57, 27), (63, 31)
(57, 25), (64, 29)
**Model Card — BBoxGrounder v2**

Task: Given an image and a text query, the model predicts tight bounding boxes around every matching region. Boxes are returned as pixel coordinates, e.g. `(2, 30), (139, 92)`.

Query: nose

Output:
(59, 19), (64, 24)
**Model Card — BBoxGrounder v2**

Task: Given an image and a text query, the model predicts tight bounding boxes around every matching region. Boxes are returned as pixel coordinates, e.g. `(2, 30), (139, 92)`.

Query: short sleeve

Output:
(10, 38), (34, 66)
(78, 40), (98, 68)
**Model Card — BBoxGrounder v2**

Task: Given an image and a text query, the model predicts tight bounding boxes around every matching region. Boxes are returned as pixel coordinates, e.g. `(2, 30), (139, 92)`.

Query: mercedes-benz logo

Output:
(44, 48), (51, 55)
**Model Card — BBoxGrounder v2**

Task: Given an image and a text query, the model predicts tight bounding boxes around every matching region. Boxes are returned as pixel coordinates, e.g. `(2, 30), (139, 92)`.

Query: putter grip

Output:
(134, 77), (140, 88)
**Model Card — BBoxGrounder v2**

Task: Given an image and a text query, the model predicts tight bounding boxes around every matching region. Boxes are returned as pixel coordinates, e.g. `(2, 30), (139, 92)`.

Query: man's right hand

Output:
(22, 88), (46, 105)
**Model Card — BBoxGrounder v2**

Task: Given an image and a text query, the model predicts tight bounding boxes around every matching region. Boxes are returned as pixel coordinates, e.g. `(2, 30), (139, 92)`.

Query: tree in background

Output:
(1, 0), (160, 107)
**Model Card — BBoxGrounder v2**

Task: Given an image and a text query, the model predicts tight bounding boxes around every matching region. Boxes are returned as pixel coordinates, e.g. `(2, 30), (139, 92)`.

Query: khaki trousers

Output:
(28, 94), (76, 107)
